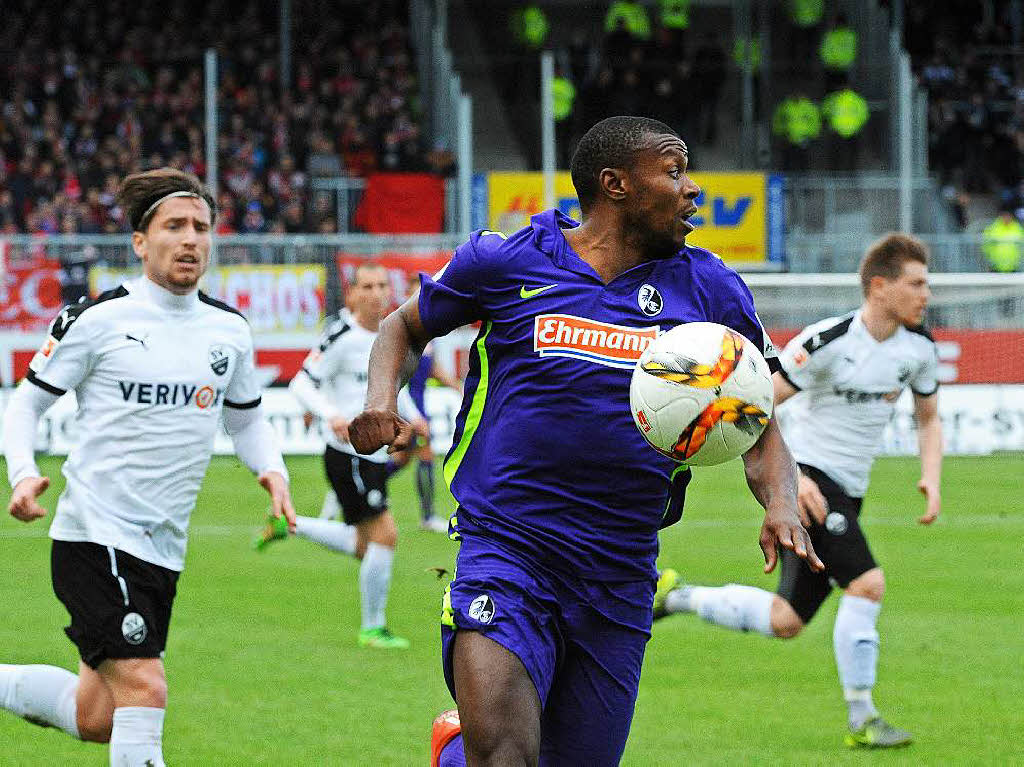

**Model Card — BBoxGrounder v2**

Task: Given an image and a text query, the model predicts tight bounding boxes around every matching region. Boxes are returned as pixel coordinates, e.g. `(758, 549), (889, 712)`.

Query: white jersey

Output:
(27, 277), (264, 571)
(296, 309), (416, 462)
(777, 310), (938, 497)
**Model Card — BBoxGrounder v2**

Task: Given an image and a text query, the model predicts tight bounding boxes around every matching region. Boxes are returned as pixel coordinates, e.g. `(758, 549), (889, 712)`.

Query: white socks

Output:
(360, 542), (395, 630)
(685, 585), (775, 636)
(294, 515), (357, 555)
(110, 706), (165, 767)
(0, 664), (80, 738)
(834, 594), (881, 727)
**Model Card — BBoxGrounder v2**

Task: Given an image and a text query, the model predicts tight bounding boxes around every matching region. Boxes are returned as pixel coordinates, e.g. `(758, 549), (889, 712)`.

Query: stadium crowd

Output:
(904, 1), (1024, 222)
(0, 0), (449, 236)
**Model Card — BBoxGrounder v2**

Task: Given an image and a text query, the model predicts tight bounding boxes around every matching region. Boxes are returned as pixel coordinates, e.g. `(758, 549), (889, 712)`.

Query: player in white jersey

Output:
(655, 233), (943, 748)
(0, 169), (295, 767)
(256, 262), (425, 649)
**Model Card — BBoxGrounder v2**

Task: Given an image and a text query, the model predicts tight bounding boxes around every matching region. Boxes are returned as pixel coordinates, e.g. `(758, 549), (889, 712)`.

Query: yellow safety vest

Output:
(605, 1), (652, 39)
(982, 217), (1024, 272)
(822, 89), (868, 138)
(820, 26), (857, 70)
(551, 78), (576, 122)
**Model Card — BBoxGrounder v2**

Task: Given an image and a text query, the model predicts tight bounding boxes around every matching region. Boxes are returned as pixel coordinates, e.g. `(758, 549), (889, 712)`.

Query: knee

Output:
(846, 568), (885, 603)
(104, 661), (168, 709)
(77, 708), (112, 743)
(461, 716), (538, 767)
(770, 597), (805, 639)
(368, 515), (398, 549)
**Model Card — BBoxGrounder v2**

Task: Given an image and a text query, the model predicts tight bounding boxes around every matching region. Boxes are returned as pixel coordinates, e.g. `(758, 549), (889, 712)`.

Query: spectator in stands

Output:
(773, 94), (821, 172)
(822, 87), (869, 170)
(0, 0), (439, 234)
(605, 1), (652, 41)
(820, 13), (857, 91)
(982, 206), (1024, 273)
(692, 37), (727, 143)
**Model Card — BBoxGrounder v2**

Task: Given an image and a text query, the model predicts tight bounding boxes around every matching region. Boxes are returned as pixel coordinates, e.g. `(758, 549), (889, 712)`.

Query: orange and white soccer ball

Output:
(630, 322), (774, 466)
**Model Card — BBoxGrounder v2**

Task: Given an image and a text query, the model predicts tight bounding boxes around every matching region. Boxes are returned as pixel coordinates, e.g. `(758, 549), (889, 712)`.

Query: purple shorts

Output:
(440, 535), (654, 766)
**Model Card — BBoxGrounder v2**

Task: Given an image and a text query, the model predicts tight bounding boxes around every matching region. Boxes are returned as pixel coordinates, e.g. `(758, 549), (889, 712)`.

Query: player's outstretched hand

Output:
(259, 471), (296, 533)
(759, 505), (825, 574)
(917, 478), (941, 525)
(8, 476), (51, 522)
(349, 408), (415, 455)
(796, 473), (828, 525)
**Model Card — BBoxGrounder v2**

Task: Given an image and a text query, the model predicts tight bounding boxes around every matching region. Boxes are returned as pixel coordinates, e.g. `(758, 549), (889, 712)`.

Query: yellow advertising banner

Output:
(89, 265), (326, 334)
(486, 171), (773, 265)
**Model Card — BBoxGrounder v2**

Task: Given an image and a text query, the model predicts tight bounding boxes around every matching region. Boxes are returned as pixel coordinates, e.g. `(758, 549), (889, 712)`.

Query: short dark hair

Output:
(570, 116), (681, 210)
(117, 168), (216, 232)
(349, 260), (386, 285)
(859, 233), (929, 296)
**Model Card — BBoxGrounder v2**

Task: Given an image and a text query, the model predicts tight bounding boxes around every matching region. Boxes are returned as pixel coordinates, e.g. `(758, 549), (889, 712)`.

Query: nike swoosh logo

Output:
(520, 284), (558, 299)
(126, 334), (148, 348)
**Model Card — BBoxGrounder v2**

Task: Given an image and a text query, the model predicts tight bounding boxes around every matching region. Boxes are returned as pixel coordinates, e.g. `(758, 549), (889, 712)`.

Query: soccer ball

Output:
(630, 322), (774, 466)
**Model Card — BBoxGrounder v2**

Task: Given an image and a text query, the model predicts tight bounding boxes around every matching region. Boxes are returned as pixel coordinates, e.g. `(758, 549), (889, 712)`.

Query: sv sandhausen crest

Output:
(637, 284), (663, 316)
(122, 612), (148, 645)
(209, 345), (229, 376)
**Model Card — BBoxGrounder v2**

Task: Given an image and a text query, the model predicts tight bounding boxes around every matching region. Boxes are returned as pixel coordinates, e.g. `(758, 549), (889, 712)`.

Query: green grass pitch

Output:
(1, 453), (1022, 764)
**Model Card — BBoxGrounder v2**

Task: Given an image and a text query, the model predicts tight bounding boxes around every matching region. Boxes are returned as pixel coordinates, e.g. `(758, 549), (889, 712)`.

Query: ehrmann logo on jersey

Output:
(118, 382), (227, 409)
(534, 314), (659, 369)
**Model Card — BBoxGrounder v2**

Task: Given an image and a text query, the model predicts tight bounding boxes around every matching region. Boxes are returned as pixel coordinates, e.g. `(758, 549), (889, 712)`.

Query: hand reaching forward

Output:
(8, 476), (51, 522)
(759, 504), (825, 574)
(258, 471), (296, 534)
(917, 478), (941, 524)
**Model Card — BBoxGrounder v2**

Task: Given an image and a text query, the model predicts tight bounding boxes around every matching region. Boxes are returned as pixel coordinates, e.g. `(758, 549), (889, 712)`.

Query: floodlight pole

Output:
(541, 51), (555, 210)
(204, 48), (218, 268)
(458, 93), (473, 234)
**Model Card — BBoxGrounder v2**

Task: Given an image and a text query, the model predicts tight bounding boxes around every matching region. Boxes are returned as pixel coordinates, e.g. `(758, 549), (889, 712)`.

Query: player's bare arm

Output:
(913, 391), (943, 524)
(349, 291), (432, 455)
(742, 418), (824, 573)
(770, 372), (829, 524)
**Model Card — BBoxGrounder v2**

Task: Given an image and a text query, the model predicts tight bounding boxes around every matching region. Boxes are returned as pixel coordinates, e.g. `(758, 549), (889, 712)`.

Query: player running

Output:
(256, 262), (424, 649)
(0, 169), (294, 767)
(350, 116), (822, 765)
(655, 233), (942, 748)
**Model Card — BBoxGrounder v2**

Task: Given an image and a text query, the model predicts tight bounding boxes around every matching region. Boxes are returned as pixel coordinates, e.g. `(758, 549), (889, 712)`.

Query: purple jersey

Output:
(419, 210), (777, 580)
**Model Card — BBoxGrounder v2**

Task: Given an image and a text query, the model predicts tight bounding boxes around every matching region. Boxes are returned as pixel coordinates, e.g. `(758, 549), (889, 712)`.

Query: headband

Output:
(136, 190), (203, 231)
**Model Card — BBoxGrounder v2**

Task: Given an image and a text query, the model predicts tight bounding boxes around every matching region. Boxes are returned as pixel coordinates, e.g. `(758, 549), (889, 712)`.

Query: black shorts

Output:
(324, 446), (389, 525)
(51, 540), (179, 669)
(776, 464), (878, 623)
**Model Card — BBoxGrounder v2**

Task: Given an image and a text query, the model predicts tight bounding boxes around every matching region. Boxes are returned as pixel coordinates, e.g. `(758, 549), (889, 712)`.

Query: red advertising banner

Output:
(336, 251), (451, 308)
(353, 173), (445, 234)
(0, 265), (64, 331)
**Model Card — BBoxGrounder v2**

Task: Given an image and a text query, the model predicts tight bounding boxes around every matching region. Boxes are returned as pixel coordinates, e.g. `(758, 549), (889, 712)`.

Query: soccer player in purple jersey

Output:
(350, 116), (823, 766)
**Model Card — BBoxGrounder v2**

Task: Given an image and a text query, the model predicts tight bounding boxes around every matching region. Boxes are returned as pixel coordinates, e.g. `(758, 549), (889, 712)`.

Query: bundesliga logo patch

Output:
(534, 314), (659, 369)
